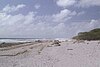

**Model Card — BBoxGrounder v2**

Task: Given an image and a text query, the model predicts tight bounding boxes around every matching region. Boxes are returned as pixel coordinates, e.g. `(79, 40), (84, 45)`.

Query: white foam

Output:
(54, 38), (68, 41)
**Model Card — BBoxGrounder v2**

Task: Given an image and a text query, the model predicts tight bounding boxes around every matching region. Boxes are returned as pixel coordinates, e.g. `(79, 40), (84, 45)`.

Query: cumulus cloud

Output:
(52, 9), (77, 22)
(0, 12), (68, 38)
(0, 10), (99, 38)
(77, 11), (85, 16)
(55, 0), (100, 8)
(0, 4), (100, 38)
(55, 0), (76, 8)
(89, 19), (100, 29)
(2, 4), (26, 13)
(34, 4), (40, 9)
(78, 0), (100, 7)
(0, 13), (8, 20)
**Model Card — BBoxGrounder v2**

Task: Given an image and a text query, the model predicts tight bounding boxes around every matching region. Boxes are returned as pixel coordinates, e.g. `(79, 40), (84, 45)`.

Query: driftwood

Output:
(0, 50), (28, 56)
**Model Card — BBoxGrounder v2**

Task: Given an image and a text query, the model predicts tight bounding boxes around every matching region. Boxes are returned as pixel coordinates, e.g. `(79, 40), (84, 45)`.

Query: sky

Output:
(0, 0), (100, 38)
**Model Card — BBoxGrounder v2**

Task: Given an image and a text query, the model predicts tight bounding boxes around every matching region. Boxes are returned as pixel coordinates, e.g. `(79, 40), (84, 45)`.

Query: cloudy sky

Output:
(0, 0), (100, 38)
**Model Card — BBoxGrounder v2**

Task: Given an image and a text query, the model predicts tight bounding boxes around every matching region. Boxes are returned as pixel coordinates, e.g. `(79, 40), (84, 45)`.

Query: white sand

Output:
(0, 40), (100, 67)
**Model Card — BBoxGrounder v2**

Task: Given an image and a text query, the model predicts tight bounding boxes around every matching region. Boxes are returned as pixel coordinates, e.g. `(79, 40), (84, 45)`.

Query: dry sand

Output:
(0, 40), (100, 67)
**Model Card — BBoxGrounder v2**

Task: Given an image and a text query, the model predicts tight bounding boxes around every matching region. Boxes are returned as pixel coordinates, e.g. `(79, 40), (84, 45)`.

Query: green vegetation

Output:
(73, 28), (100, 40)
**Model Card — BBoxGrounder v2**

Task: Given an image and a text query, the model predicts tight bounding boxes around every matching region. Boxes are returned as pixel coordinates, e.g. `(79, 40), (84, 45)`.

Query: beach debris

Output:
(0, 42), (6, 47)
(0, 50), (28, 56)
(51, 40), (61, 46)
(35, 40), (42, 43)
(47, 40), (61, 47)
(87, 43), (89, 44)
(67, 49), (73, 50)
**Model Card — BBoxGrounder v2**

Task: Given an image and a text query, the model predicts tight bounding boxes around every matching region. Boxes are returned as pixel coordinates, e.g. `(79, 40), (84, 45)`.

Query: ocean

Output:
(0, 38), (42, 43)
(0, 38), (68, 43)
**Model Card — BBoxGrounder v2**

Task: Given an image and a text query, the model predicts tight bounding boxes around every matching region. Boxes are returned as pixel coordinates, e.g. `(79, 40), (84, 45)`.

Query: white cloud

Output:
(0, 9), (68, 38)
(34, 4), (40, 9)
(52, 9), (77, 22)
(0, 10), (100, 38)
(70, 11), (77, 15)
(78, 0), (100, 7)
(89, 19), (100, 29)
(0, 4), (100, 38)
(0, 13), (7, 20)
(77, 11), (85, 16)
(55, 0), (100, 8)
(2, 4), (26, 13)
(55, 0), (76, 8)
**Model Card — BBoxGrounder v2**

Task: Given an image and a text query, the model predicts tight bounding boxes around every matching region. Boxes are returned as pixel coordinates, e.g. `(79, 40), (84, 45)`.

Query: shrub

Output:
(73, 28), (100, 40)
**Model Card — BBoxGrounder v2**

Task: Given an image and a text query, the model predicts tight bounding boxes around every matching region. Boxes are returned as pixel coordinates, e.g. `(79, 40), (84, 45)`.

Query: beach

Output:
(0, 40), (100, 67)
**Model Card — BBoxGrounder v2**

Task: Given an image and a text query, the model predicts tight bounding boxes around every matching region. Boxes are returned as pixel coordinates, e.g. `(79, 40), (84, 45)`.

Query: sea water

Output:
(0, 38), (41, 43)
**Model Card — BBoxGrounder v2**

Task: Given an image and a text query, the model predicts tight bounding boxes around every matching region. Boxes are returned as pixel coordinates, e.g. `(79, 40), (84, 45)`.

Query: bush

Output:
(73, 28), (100, 40)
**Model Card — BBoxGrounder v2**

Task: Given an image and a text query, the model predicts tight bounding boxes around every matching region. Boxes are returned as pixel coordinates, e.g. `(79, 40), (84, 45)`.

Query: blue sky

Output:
(0, 0), (100, 38)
